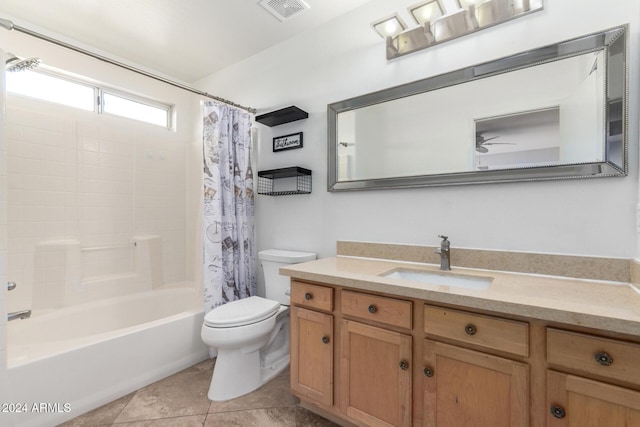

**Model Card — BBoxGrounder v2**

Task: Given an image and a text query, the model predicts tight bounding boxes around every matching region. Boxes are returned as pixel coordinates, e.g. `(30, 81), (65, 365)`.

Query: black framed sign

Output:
(273, 132), (303, 152)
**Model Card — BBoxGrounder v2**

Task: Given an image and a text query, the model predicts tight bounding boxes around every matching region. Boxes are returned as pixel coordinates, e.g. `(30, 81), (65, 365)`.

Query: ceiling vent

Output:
(259, 0), (310, 22)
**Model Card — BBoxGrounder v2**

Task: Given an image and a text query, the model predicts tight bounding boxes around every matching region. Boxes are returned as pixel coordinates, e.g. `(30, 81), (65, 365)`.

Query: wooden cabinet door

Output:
(423, 339), (529, 427)
(290, 305), (333, 406)
(340, 319), (412, 427)
(547, 371), (640, 427)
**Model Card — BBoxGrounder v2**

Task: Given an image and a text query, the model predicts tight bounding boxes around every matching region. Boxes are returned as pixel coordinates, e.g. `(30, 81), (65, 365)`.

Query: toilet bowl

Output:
(201, 249), (316, 401)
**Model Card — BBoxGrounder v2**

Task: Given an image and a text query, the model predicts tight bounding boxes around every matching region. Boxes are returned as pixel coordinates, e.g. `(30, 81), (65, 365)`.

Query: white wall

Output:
(196, 0), (640, 276)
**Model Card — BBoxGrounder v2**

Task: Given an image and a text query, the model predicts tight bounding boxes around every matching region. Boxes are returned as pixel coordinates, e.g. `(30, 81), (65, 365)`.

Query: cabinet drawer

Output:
(547, 328), (640, 387)
(424, 305), (529, 357)
(341, 290), (412, 329)
(291, 281), (333, 312)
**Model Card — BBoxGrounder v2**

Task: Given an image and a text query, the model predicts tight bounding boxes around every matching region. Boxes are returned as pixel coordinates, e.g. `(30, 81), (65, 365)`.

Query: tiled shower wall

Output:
(5, 95), (188, 312)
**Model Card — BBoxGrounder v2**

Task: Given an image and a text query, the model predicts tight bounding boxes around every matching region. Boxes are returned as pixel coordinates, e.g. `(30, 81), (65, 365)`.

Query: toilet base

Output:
(207, 308), (290, 401)
(208, 348), (290, 401)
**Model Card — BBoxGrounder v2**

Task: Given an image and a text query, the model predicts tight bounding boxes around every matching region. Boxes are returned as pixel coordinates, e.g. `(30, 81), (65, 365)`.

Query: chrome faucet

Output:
(8, 309), (31, 321)
(435, 235), (451, 271)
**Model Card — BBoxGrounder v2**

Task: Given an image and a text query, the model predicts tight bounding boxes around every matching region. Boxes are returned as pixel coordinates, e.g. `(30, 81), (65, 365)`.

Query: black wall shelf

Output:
(257, 167), (312, 196)
(255, 106), (308, 127)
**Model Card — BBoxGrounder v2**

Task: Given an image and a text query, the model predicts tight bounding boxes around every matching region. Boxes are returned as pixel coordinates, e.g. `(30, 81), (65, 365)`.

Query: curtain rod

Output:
(0, 17), (257, 114)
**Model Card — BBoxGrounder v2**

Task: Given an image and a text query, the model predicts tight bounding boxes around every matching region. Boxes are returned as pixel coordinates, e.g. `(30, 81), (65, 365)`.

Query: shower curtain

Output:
(202, 101), (256, 313)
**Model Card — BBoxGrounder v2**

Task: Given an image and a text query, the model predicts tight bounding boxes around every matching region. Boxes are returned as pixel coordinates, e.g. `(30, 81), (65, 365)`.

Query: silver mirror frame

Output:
(328, 25), (628, 191)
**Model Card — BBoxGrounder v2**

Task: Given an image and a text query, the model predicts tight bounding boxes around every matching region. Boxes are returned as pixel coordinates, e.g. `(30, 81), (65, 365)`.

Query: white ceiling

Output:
(0, 0), (374, 83)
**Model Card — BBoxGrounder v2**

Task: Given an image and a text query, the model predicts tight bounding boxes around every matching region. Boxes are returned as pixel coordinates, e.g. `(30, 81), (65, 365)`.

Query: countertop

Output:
(280, 256), (640, 336)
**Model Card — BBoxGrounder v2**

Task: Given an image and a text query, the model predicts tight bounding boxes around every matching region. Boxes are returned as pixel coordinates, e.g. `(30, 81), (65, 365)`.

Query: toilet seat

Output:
(204, 296), (280, 328)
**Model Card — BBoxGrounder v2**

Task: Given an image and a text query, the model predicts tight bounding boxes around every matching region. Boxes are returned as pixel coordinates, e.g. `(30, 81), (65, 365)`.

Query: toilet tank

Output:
(259, 249), (316, 305)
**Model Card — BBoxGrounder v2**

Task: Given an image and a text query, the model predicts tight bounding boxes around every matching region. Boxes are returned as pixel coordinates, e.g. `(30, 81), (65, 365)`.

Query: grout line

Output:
(208, 403), (298, 414)
(110, 413), (208, 426)
(109, 392), (136, 425)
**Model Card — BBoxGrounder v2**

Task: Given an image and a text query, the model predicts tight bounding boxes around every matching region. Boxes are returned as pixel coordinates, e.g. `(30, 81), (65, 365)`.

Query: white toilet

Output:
(201, 248), (316, 401)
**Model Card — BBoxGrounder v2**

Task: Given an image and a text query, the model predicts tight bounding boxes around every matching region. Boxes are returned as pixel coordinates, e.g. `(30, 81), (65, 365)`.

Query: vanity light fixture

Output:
(408, 0), (444, 25)
(374, 0), (543, 60)
(456, 0), (478, 9)
(371, 13), (407, 39)
(432, 6), (474, 41)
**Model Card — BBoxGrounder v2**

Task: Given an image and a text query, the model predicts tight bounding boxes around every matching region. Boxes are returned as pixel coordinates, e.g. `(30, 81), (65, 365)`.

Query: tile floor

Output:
(59, 359), (339, 426)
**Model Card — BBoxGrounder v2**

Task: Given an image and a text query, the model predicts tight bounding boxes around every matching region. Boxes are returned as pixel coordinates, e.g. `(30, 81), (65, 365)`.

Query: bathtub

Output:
(4, 284), (209, 427)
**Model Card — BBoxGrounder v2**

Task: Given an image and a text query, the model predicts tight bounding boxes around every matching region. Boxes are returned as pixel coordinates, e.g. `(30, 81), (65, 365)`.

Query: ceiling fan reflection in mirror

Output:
(475, 133), (515, 153)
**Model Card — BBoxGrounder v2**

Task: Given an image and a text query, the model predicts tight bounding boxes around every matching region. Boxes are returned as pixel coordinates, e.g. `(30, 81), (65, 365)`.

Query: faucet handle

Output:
(438, 235), (448, 241)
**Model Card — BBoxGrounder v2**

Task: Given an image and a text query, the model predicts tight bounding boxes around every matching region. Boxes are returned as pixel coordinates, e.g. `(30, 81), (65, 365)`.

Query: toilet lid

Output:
(204, 296), (280, 328)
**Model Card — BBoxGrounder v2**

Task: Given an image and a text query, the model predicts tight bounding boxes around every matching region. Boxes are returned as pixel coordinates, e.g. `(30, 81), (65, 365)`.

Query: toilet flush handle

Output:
(8, 282), (16, 291)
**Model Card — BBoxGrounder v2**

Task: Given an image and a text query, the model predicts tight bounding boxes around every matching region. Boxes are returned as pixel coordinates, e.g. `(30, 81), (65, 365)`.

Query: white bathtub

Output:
(5, 285), (209, 427)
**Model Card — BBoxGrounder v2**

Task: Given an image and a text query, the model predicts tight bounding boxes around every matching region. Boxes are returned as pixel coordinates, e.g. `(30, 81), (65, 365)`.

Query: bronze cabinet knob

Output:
(550, 406), (566, 419)
(594, 351), (613, 366)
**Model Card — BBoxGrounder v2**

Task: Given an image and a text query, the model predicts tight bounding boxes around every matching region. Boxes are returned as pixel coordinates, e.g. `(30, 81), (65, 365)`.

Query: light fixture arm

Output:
(0, 17), (13, 31)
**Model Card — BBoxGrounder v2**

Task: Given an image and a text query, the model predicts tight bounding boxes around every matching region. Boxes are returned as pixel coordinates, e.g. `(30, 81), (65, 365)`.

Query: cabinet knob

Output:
(423, 367), (434, 377)
(464, 324), (477, 335)
(322, 336), (330, 344)
(368, 304), (377, 314)
(550, 406), (566, 419)
(399, 360), (409, 370)
(594, 351), (613, 366)
(304, 292), (312, 300)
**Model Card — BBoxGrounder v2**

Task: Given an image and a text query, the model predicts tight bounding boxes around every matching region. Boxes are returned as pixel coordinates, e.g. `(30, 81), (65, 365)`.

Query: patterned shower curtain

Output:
(202, 101), (256, 313)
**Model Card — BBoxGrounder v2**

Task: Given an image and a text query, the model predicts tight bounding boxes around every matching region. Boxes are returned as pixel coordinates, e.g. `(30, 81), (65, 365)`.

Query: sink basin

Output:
(381, 268), (493, 290)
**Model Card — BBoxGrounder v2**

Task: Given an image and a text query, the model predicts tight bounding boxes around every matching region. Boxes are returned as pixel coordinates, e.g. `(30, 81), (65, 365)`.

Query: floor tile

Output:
(295, 406), (341, 427)
(204, 406), (296, 427)
(113, 360), (213, 423)
(208, 369), (297, 413)
(63, 358), (340, 427)
(58, 393), (135, 426)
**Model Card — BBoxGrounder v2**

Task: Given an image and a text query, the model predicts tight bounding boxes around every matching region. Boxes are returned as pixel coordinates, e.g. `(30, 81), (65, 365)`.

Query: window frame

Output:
(100, 88), (172, 129)
(6, 67), (173, 129)
(6, 67), (99, 112)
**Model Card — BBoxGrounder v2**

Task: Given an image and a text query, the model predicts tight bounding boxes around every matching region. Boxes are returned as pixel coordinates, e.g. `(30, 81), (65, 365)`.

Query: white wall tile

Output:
(5, 83), (190, 312)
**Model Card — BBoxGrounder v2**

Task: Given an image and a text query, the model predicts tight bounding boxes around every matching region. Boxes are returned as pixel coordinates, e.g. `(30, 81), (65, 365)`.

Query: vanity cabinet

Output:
(423, 305), (529, 357)
(288, 279), (640, 427)
(339, 289), (413, 427)
(422, 305), (529, 427)
(341, 289), (412, 329)
(546, 371), (640, 426)
(340, 319), (412, 427)
(290, 282), (334, 406)
(423, 340), (529, 427)
(546, 328), (640, 426)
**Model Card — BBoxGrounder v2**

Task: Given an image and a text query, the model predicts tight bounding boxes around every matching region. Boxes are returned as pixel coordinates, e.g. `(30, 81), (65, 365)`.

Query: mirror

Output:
(328, 26), (627, 191)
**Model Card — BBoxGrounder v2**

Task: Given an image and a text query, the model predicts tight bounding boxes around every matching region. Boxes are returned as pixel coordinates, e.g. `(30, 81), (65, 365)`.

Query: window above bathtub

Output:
(6, 68), (172, 129)
(6, 69), (96, 111)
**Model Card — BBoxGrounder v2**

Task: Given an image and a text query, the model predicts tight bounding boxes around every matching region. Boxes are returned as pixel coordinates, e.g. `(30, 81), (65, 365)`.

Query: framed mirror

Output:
(328, 25), (627, 191)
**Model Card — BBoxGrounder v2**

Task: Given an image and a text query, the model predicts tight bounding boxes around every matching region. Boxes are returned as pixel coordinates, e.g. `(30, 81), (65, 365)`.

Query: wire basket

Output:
(257, 167), (312, 196)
